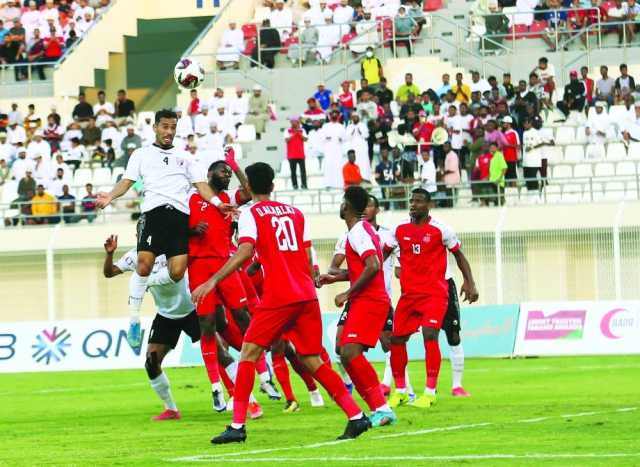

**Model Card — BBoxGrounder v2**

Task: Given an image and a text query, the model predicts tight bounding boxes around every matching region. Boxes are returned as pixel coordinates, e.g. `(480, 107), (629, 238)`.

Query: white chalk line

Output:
(168, 406), (638, 463)
(0, 382), (148, 397)
(169, 453), (640, 463)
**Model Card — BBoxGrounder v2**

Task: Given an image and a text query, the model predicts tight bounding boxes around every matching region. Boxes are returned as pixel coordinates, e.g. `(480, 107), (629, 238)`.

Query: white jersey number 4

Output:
(272, 216), (299, 251)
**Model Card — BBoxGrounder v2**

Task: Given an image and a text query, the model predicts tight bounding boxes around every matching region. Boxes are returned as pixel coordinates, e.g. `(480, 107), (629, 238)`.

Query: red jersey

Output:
(502, 129), (520, 162)
(345, 221), (389, 303)
(477, 152), (492, 179)
(338, 91), (355, 109)
(188, 190), (243, 258)
(392, 217), (461, 297)
(237, 200), (317, 308)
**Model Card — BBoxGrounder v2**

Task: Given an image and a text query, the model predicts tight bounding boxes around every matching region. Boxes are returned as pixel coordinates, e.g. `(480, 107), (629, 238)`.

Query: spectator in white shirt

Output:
(332, 0), (355, 37)
(211, 105), (236, 139)
(420, 148), (437, 194)
(10, 149), (35, 180)
(194, 106), (213, 138)
(48, 167), (68, 197)
(50, 153), (71, 180)
(469, 70), (491, 94)
(27, 130), (51, 161)
(585, 101), (611, 158)
(0, 133), (14, 163)
(7, 122), (26, 147)
(74, 0), (95, 22)
(522, 118), (544, 191)
(21, 1), (42, 31)
(175, 108), (193, 140)
(444, 105), (465, 153)
(77, 11), (94, 35)
(622, 102), (640, 143)
(8, 103), (23, 126)
(316, 13), (341, 64)
(208, 88), (228, 112)
(93, 90), (115, 126)
(228, 87), (249, 126)
(216, 20), (245, 70)
(138, 115), (155, 146)
(41, 0), (60, 23)
(66, 137), (87, 170)
(268, 0), (294, 41)
(100, 120), (122, 149)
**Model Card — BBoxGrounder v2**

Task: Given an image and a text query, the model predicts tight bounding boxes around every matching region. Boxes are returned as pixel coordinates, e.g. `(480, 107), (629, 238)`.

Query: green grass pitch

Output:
(3, 355), (639, 466)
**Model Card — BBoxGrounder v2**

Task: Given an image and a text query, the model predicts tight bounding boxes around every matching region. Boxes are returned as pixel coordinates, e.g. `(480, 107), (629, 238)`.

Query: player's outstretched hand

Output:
(96, 192), (113, 209)
(104, 235), (118, 254)
(192, 279), (217, 307)
(460, 281), (479, 304)
(318, 273), (337, 286)
(334, 292), (348, 307)
(224, 146), (239, 171)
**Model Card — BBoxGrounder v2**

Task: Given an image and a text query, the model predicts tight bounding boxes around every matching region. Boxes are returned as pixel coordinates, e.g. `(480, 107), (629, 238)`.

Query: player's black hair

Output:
(155, 109), (178, 124)
(368, 194), (379, 209)
(344, 186), (369, 215)
(411, 187), (431, 201)
(208, 160), (228, 172)
(245, 162), (275, 195)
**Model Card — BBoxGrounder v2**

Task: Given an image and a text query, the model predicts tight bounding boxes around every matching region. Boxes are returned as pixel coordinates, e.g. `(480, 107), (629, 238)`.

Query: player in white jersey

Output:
(102, 234), (200, 421)
(96, 109), (236, 350)
(329, 195), (414, 398)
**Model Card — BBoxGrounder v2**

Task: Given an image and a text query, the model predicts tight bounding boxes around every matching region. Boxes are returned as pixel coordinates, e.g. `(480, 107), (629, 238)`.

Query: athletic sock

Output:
(312, 362), (362, 419)
(346, 354), (387, 412)
(146, 268), (176, 287)
(449, 343), (465, 389)
(272, 353), (296, 401)
(232, 360), (256, 426)
(128, 272), (148, 321)
(320, 347), (332, 365)
(405, 366), (414, 395)
(382, 353), (392, 386)
(226, 361), (238, 380)
(255, 353), (269, 380)
(219, 363), (235, 396)
(200, 334), (219, 384)
(425, 339), (442, 392)
(287, 351), (318, 392)
(390, 343), (408, 390)
(150, 372), (177, 411)
(335, 361), (353, 385)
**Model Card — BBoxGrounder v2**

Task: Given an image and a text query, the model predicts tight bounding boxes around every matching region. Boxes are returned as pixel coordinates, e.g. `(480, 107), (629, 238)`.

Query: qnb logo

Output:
(196, 0), (220, 7)
(32, 327), (71, 364)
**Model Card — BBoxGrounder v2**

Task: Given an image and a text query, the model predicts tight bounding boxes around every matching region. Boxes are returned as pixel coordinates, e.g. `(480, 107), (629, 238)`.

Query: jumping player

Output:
(319, 186), (396, 427)
(102, 234), (199, 421)
(192, 162), (370, 444)
(388, 188), (478, 409)
(96, 109), (235, 349)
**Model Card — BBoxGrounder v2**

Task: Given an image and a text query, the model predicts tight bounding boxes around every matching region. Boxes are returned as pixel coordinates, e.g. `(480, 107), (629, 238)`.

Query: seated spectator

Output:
(22, 1), (41, 31)
(246, 85), (269, 139)
(82, 116), (101, 148)
(540, 0), (568, 52)
(120, 124), (141, 154)
(80, 183), (97, 222)
(58, 184), (78, 223)
(10, 148), (33, 180)
(49, 167), (67, 197)
(557, 70), (586, 119)
(66, 137), (87, 170)
(268, 0), (293, 42)
(615, 64), (636, 102)
(73, 92), (94, 124)
(93, 90), (115, 126)
(400, 93), (422, 120)
(349, 12), (378, 55)
(5, 189), (35, 227)
(313, 82), (333, 111)
(393, 6), (417, 57)
(343, 149), (363, 188)
(77, 11), (95, 36)
(27, 129), (50, 160)
(17, 166), (36, 198)
(483, 1), (509, 54)
(6, 18), (26, 81)
(31, 183), (59, 224)
(315, 13), (341, 64)
(114, 89), (135, 124)
(332, 0), (354, 37)
(596, 66), (616, 105)
(23, 104), (42, 140)
(251, 19), (280, 69)
(216, 20), (244, 70)
(96, 138), (115, 168)
(0, 157), (8, 184)
(585, 101), (611, 157)
(288, 18), (318, 64)
(621, 102), (640, 142)
(42, 25), (63, 61)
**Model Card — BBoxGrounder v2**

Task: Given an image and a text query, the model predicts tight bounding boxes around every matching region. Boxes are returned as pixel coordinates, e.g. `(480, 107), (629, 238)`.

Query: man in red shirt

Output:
(580, 66), (594, 107)
(319, 186), (396, 427)
(501, 116), (520, 186)
(192, 162), (369, 444)
(388, 188), (478, 409)
(338, 80), (355, 122)
(284, 116), (308, 190)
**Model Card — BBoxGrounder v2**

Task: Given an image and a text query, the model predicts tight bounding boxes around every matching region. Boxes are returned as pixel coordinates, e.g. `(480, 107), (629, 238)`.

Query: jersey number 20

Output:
(272, 216), (299, 251)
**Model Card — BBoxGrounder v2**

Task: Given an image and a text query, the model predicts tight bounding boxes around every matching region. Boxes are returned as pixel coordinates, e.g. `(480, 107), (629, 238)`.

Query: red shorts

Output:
(238, 268), (260, 310)
(188, 257), (248, 316)
(339, 298), (389, 348)
(243, 299), (323, 355)
(393, 294), (448, 336)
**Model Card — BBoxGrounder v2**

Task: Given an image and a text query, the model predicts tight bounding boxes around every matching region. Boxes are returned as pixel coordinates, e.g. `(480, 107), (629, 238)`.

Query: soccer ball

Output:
(174, 57), (205, 90)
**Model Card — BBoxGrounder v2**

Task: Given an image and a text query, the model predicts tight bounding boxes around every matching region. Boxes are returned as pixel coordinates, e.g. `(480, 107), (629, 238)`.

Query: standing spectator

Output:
(17, 167), (36, 198)
(375, 77), (394, 106)
(345, 113), (370, 181)
(80, 183), (97, 222)
(246, 85), (269, 139)
(392, 6), (417, 56)
(595, 65), (615, 105)
(25, 27), (46, 80)
(441, 141), (460, 207)
(315, 13), (340, 64)
(288, 18), (318, 64)
(435, 73), (452, 98)
(540, 0), (568, 52)
(332, 0), (354, 37)
(360, 46), (383, 87)
(119, 125), (141, 154)
(580, 66), (595, 108)
(7, 18), (26, 81)
(114, 89), (135, 123)
(452, 72), (471, 103)
(337, 80), (356, 122)
(395, 72), (420, 104)
(342, 149), (363, 188)
(284, 116), (308, 190)
(556, 70), (586, 119)
(375, 147), (395, 208)
(252, 19), (280, 69)
(522, 118), (544, 192)
(321, 110), (346, 188)
(419, 148), (437, 194)
(615, 64), (636, 101)
(313, 82), (333, 111)
(93, 90), (115, 126)
(215, 20), (244, 70)
(228, 87), (249, 126)
(31, 183), (59, 224)
(58, 184), (78, 223)
(488, 142), (507, 205)
(72, 92), (94, 124)
(268, 0), (293, 42)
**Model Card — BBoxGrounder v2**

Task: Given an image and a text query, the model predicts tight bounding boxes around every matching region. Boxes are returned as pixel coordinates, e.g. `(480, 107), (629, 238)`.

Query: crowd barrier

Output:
(1, 301), (637, 373)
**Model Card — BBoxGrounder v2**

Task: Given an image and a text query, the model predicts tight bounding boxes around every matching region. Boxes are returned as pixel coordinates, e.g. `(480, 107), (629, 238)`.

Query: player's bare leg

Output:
(271, 339), (298, 411)
(284, 343), (325, 407)
(340, 343), (396, 427)
(199, 309), (226, 412)
(334, 324), (353, 392)
(145, 343), (180, 421)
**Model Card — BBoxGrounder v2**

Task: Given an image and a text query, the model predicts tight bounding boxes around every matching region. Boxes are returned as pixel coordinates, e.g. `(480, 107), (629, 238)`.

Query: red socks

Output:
(200, 334), (219, 384)
(219, 363), (235, 396)
(287, 351), (318, 392)
(232, 360), (255, 425)
(390, 343), (408, 390)
(272, 353), (296, 401)
(313, 362), (361, 419)
(255, 352), (268, 375)
(425, 339), (441, 391)
(346, 354), (386, 411)
(320, 347), (332, 365)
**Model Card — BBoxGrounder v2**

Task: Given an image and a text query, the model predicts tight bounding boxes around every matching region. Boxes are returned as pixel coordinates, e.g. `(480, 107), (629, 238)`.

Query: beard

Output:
(210, 177), (228, 191)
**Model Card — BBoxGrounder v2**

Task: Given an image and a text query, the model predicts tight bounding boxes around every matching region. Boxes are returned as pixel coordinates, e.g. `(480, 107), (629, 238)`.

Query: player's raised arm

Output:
(452, 249), (478, 304)
(102, 235), (123, 278)
(224, 147), (252, 203)
(192, 181), (238, 215)
(97, 178), (134, 209)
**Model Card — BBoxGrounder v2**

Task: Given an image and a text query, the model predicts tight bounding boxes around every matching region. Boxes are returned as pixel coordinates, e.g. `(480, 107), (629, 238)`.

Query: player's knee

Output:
(145, 352), (161, 379)
(239, 342), (263, 362)
(339, 344), (360, 364)
(214, 306), (228, 332)
(446, 330), (460, 346)
(423, 328), (439, 341)
(137, 262), (153, 277)
(232, 307), (251, 331)
(198, 315), (216, 336)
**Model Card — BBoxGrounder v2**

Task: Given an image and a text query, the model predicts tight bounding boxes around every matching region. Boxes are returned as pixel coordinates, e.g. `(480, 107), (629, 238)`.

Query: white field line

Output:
(465, 363), (640, 373)
(0, 382), (147, 397)
(169, 453), (640, 463)
(169, 406), (638, 463)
